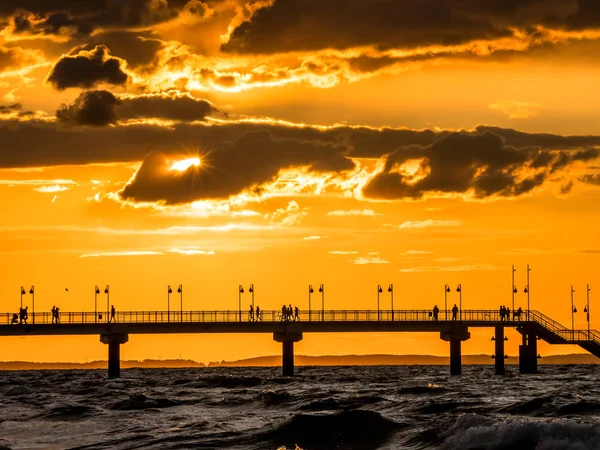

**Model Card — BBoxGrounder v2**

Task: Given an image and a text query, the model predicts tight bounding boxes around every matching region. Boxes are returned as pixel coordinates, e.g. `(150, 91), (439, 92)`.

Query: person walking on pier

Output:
(432, 305), (439, 321)
(451, 304), (458, 321)
(256, 306), (261, 321)
(288, 304), (294, 321)
(51, 306), (56, 324)
(499, 306), (505, 321)
(516, 307), (523, 320)
(110, 305), (116, 323)
(505, 306), (510, 321)
(55, 306), (60, 324)
(294, 306), (300, 321)
(249, 304), (254, 322)
(281, 304), (288, 321)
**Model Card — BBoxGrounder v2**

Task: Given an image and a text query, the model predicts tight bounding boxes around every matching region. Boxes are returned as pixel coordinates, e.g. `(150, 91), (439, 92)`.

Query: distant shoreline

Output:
(0, 353), (598, 370)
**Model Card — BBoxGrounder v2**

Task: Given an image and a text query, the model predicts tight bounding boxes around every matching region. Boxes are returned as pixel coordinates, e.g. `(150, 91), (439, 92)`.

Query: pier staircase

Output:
(524, 310), (600, 358)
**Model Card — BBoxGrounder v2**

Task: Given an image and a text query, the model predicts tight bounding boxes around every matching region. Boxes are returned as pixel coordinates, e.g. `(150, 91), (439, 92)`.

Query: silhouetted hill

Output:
(0, 354), (597, 370)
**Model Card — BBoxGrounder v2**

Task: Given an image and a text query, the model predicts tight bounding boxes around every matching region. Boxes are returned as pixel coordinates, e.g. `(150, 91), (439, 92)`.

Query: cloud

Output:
(46, 46), (130, 90)
(386, 220), (462, 229)
(327, 209), (379, 216)
(0, 179), (75, 186)
(401, 250), (435, 255)
(400, 264), (499, 272)
(363, 132), (599, 200)
(33, 184), (70, 193)
(265, 200), (307, 225)
(304, 235), (328, 240)
(329, 250), (359, 255)
(489, 101), (541, 119)
(0, 45), (46, 73)
(579, 174), (600, 185)
(352, 256), (389, 265)
(80, 250), (164, 258)
(168, 248), (215, 255)
(56, 90), (217, 126)
(119, 129), (355, 204)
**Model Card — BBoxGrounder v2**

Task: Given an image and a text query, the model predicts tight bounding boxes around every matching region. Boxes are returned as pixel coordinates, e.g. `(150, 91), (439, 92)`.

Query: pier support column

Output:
(440, 327), (470, 376)
(519, 328), (538, 374)
(495, 326), (505, 375)
(100, 333), (129, 379)
(273, 332), (303, 376)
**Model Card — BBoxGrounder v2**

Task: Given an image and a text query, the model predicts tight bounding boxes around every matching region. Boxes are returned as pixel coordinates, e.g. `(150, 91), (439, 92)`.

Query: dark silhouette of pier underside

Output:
(1, 309), (598, 378)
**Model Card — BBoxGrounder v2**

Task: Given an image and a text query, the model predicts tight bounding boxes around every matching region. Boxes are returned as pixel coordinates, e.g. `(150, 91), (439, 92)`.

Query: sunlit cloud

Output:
(304, 235), (328, 240)
(265, 201), (308, 226)
(401, 250), (435, 255)
(352, 256), (389, 265)
(80, 251), (164, 258)
(386, 220), (462, 229)
(170, 157), (201, 172)
(329, 250), (359, 255)
(0, 179), (76, 186)
(33, 184), (70, 193)
(168, 248), (215, 255)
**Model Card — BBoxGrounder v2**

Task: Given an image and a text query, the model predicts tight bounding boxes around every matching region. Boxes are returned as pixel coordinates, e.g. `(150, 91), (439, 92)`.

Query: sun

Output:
(170, 157), (201, 172)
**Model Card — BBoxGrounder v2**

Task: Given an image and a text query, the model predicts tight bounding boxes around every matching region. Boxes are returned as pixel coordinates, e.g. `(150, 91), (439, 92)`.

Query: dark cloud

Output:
(579, 173), (600, 185)
(87, 31), (164, 68)
(3, 1), (180, 38)
(56, 90), (217, 126)
(120, 129), (355, 203)
(0, 45), (42, 72)
(362, 132), (599, 200)
(222, 0), (590, 54)
(46, 45), (130, 90)
(0, 103), (21, 112)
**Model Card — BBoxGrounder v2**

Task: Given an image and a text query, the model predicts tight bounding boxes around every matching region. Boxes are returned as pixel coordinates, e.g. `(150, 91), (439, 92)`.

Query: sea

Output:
(0, 365), (599, 449)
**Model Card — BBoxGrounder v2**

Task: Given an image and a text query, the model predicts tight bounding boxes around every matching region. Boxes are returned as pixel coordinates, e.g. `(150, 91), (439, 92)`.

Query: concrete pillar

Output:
(100, 333), (129, 379)
(495, 326), (505, 375)
(450, 339), (461, 375)
(519, 329), (538, 374)
(440, 327), (470, 376)
(273, 332), (303, 377)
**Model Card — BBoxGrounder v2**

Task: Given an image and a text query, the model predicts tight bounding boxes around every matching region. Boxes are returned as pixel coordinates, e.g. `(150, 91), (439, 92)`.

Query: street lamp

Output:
(104, 285), (109, 323)
(444, 284), (450, 321)
(238, 285), (244, 322)
(29, 286), (35, 325)
(309, 285), (314, 321)
(95, 286), (100, 323)
(456, 284), (462, 321)
(20, 286), (25, 309)
(585, 284), (591, 336)
(377, 285), (383, 320)
(177, 285), (183, 322)
(524, 264), (531, 320)
(319, 284), (324, 321)
(571, 285), (576, 341)
(249, 284), (254, 309)
(167, 285), (172, 322)
(511, 265), (516, 311)
(388, 284), (394, 321)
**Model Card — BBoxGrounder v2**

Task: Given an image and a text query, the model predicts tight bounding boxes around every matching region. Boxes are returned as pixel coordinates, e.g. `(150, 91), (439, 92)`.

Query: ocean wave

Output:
(555, 401), (600, 416)
(192, 375), (263, 388)
(109, 393), (181, 411)
(499, 396), (554, 415)
(262, 409), (406, 450)
(258, 390), (293, 406)
(38, 403), (98, 420)
(440, 415), (600, 450)
(397, 385), (448, 395)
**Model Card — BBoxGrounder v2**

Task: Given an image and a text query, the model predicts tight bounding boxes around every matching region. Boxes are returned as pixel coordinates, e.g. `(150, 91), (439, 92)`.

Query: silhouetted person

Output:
(281, 304), (288, 321)
(433, 305), (439, 321)
(451, 304), (458, 321)
(499, 306), (505, 321)
(110, 305), (116, 323)
(11, 313), (18, 324)
(19, 307), (28, 324)
(55, 306), (60, 324)
(256, 306), (261, 321)
(506, 306), (510, 321)
(249, 304), (254, 322)
(288, 304), (293, 321)
(516, 307), (523, 321)
(294, 306), (300, 321)
(51, 306), (56, 324)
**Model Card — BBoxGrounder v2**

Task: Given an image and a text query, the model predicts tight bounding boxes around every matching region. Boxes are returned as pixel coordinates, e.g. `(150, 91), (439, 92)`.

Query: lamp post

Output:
(319, 284), (324, 321)
(167, 285), (172, 322)
(388, 284), (394, 321)
(377, 285), (383, 321)
(29, 286), (35, 325)
(238, 285), (244, 322)
(585, 284), (591, 336)
(456, 284), (462, 321)
(177, 285), (183, 322)
(511, 265), (517, 312)
(20, 286), (25, 309)
(104, 285), (109, 323)
(95, 286), (100, 323)
(571, 285), (576, 341)
(309, 285), (314, 321)
(444, 284), (450, 321)
(524, 264), (531, 320)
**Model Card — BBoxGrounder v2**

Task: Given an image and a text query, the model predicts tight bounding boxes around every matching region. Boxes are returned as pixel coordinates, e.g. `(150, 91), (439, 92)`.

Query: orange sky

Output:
(0, 0), (599, 363)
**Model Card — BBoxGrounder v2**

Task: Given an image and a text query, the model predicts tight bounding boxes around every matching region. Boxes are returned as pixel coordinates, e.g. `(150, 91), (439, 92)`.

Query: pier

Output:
(1, 309), (598, 378)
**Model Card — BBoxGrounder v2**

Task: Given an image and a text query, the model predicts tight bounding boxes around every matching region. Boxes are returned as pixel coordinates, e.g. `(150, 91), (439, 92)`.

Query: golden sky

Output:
(1, 0), (599, 363)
